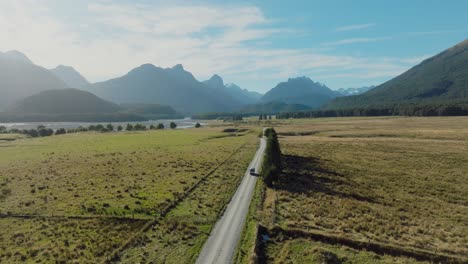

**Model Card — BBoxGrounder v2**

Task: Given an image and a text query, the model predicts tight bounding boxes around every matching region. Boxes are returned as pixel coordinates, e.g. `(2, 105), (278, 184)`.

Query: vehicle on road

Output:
(250, 168), (256, 175)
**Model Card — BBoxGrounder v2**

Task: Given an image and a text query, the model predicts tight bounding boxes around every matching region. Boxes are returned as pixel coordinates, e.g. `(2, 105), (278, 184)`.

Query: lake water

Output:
(0, 118), (202, 130)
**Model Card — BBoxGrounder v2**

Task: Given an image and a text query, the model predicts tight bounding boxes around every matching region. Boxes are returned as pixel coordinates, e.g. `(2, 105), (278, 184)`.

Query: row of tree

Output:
(278, 101), (468, 119)
(258, 114), (273, 120)
(191, 112), (244, 121)
(261, 128), (282, 186)
(0, 122), (184, 137)
(2, 125), (68, 138)
(1, 121), (205, 138)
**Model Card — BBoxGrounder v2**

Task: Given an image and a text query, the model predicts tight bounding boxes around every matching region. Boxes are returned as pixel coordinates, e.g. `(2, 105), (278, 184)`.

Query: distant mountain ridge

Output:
(86, 64), (244, 114)
(335, 86), (375, 96)
(50, 65), (90, 88)
(203, 75), (262, 105)
(0, 50), (67, 110)
(10, 88), (121, 114)
(0, 50), (33, 64)
(327, 39), (468, 109)
(261, 77), (337, 108)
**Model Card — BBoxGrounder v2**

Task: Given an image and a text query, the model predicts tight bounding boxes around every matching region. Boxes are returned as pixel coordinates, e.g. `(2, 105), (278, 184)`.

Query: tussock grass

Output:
(0, 128), (252, 217)
(0, 127), (258, 263)
(265, 237), (431, 264)
(118, 137), (258, 263)
(261, 117), (468, 261)
(0, 217), (146, 263)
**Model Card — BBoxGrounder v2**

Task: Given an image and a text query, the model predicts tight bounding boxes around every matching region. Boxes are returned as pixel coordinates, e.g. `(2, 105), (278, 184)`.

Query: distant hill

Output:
(203, 74), (262, 104)
(239, 101), (310, 114)
(1, 50), (33, 64)
(261, 77), (336, 108)
(10, 88), (121, 114)
(335, 86), (375, 96)
(225, 83), (262, 103)
(120, 103), (182, 119)
(86, 64), (243, 114)
(2, 89), (183, 122)
(50, 65), (90, 88)
(0, 50), (67, 110)
(327, 39), (468, 109)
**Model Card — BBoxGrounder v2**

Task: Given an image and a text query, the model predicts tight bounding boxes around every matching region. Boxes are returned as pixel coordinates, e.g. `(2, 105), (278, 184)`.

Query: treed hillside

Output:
(261, 77), (336, 108)
(86, 64), (243, 114)
(327, 39), (468, 109)
(10, 89), (122, 114)
(50, 65), (90, 88)
(0, 51), (67, 110)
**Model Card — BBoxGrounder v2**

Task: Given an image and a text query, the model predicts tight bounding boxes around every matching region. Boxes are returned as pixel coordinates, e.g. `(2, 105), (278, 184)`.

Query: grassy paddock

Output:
(265, 237), (430, 264)
(118, 136), (258, 263)
(0, 127), (259, 263)
(259, 117), (467, 262)
(0, 217), (147, 263)
(0, 128), (252, 217)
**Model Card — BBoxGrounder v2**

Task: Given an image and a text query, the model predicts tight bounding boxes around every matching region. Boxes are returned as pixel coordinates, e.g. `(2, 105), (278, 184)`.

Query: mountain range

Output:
(84, 64), (248, 114)
(0, 50), (67, 110)
(203, 75), (262, 104)
(327, 39), (468, 109)
(261, 77), (337, 108)
(50, 65), (90, 88)
(335, 86), (375, 96)
(1, 38), (467, 120)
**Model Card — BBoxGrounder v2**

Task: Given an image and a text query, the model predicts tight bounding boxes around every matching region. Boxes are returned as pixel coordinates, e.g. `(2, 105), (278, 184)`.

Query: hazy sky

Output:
(1, 0), (467, 92)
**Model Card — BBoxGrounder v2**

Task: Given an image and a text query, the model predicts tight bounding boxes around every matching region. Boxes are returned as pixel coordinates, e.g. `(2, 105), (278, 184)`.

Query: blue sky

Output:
(1, 0), (467, 92)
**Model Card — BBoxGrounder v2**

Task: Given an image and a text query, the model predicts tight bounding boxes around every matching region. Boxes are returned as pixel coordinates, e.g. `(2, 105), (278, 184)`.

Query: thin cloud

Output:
(0, 1), (421, 91)
(324, 37), (391, 46)
(336, 23), (375, 31)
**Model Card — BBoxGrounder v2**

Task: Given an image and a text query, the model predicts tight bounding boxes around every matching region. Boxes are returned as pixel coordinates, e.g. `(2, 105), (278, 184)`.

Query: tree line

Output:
(0, 121), (199, 138)
(277, 100), (468, 119)
(261, 128), (282, 186)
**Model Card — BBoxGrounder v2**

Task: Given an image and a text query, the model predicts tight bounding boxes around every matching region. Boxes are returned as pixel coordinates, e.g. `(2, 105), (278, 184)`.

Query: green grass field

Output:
(0, 217), (147, 263)
(0, 128), (253, 217)
(0, 127), (259, 263)
(265, 238), (430, 264)
(118, 137), (258, 263)
(252, 117), (467, 263)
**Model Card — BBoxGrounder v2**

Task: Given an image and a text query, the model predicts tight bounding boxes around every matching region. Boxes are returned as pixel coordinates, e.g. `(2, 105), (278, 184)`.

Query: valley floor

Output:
(0, 127), (259, 263)
(1, 116), (467, 264)
(238, 116), (468, 264)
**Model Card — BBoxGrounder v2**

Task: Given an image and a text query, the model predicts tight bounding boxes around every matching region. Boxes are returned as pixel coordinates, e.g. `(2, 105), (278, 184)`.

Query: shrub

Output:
(117, 125), (123, 131)
(55, 128), (67, 135)
(23, 129), (39, 137)
(38, 128), (54, 137)
(106, 124), (114, 131)
(126, 124), (133, 131)
(134, 124), (147, 130)
(157, 123), (164, 129)
(170, 122), (177, 129)
(195, 123), (201, 128)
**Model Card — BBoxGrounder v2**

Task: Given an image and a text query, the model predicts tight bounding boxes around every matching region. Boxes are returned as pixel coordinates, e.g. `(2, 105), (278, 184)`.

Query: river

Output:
(0, 118), (202, 130)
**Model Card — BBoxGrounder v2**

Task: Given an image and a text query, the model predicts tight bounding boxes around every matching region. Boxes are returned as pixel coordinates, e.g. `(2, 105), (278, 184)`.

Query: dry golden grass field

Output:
(254, 117), (468, 263)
